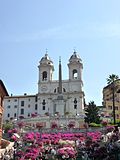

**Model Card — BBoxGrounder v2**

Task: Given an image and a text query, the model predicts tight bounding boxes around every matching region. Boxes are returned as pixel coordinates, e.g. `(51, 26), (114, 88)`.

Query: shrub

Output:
(89, 123), (102, 127)
(110, 119), (120, 125)
(3, 122), (13, 133)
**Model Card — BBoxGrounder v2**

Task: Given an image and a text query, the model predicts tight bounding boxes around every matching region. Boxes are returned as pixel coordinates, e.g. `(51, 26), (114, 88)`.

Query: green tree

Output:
(84, 101), (101, 124)
(3, 122), (13, 133)
(107, 74), (119, 125)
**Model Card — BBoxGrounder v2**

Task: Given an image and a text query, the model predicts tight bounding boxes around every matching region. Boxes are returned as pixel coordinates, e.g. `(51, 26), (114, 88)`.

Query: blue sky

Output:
(0, 0), (120, 105)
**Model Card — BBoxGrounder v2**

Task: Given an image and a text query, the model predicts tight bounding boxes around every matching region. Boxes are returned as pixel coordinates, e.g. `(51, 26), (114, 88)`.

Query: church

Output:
(3, 50), (85, 121)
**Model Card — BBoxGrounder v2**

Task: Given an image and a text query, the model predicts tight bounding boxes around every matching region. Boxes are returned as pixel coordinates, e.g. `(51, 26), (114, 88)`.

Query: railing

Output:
(20, 115), (84, 121)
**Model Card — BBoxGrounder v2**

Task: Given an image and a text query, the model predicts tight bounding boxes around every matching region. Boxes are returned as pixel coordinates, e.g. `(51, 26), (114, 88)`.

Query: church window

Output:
(14, 113), (16, 117)
(74, 105), (77, 109)
(42, 100), (46, 110)
(63, 88), (66, 92)
(74, 98), (77, 109)
(54, 87), (66, 93)
(7, 113), (10, 117)
(42, 99), (46, 105)
(43, 106), (45, 110)
(74, 98), (77, 104)
(42, 71), (47, 81)
(73, 69), (78, 79)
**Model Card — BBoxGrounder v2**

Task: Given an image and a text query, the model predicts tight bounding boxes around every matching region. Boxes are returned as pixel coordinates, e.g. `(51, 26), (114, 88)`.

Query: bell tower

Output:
(68, 50), (83, 83)
(67, 50), (84, 115)
(38, 51), (54, 93)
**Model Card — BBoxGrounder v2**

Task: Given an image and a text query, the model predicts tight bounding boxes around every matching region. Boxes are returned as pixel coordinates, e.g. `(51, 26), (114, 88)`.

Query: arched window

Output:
(63, 88), (66, 92)
(54, 88), (56, 93)
(42, 99), (46, 110)
(54, 88), (66, 93)
(42, 71), (47, 81)
(74, 98), (77, 109)
(14, 113), (16, 117)
(73, 69), (78, 79)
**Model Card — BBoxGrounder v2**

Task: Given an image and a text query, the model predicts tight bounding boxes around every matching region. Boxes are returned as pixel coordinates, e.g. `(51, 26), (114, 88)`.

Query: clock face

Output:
(41, 85), (47, 91)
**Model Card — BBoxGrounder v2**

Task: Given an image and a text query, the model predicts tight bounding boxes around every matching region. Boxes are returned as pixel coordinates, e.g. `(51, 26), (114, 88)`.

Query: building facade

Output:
(4, 94), (37, 120)
(103, 79), (120, 119)
(3, 51), (85, 122)
(0, 80), (8, 146)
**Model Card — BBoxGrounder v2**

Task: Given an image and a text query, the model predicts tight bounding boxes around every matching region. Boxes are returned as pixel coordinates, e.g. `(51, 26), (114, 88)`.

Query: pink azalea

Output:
(51, 122), (58, 129)
(15, 131), (104, 159)
(31, 113), (38, 118)
(17, 121), (25, 128)
(8, 129), (13, 137)
(24, 152), (37, 160)
(23, 132), (35, 142)
(58, 147), (76, 158)
(11, 135), (17, 141)
(12, 128), (17, 133)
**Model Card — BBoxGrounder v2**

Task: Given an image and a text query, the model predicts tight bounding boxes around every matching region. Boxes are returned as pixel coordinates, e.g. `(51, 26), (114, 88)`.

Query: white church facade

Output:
(3, 51), (85, 122)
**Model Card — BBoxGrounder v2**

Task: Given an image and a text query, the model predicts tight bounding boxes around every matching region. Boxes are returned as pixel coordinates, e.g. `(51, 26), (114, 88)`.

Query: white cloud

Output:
(90, 23), (120, 38)
(1, 22), (120, 42)
(16, 22), (120, 40)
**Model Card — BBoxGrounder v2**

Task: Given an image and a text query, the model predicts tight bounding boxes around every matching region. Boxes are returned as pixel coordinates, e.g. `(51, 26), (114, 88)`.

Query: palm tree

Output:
(107, 74), (119, 125)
